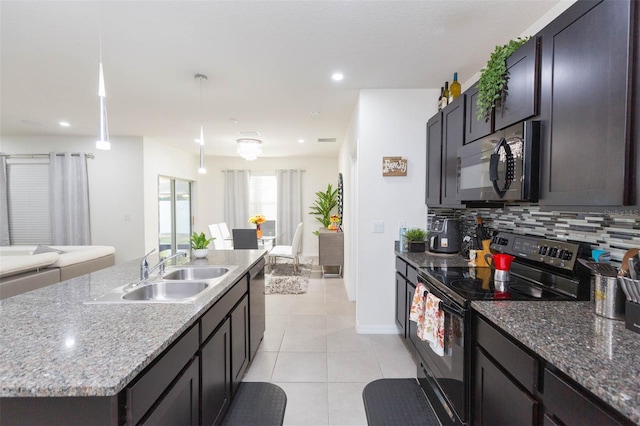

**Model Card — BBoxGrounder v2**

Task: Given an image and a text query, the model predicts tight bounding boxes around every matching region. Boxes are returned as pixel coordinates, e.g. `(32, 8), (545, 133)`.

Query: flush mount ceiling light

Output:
(195, 73), (208, 174)
(237, 138), (262, 161)
(96, 36), (110, 150)
(59, 121), (70, 127)
(331, 72), (344, 81)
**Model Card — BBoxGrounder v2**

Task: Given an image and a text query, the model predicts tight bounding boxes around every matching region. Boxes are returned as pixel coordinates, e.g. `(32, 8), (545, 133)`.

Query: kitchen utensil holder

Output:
(594, 273), (625, 320)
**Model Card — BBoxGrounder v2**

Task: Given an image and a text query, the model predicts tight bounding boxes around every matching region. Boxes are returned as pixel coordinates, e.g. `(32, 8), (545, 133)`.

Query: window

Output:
(249, 171), (277, 221)
(6, 159), (51, 244)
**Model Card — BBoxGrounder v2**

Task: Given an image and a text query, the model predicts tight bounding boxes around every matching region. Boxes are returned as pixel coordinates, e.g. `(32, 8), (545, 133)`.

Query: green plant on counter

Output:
(309, 183), (338, 235)
(477, 36), (530, 122)
(190, 232), (214, 250)
(404, 228), (428, 242)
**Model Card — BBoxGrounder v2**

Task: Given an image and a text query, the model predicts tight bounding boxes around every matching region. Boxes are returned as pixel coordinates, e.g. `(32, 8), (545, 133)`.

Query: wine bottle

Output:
(438, 87), (445, 110)
(443, 82), (450, 107)
(449, 72), (461, 102)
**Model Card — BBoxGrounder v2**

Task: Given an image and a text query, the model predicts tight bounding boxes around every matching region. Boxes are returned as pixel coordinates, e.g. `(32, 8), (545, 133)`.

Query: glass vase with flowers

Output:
(248, 214), (266, 238)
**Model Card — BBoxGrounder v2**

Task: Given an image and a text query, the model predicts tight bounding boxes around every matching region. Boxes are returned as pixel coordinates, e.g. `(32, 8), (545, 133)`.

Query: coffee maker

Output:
(428, 217), (461, 254)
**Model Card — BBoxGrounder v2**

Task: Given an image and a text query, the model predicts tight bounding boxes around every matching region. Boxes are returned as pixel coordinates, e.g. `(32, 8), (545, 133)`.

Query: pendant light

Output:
(236, 138), (262, 161)
(195, 74), (208, 174)
(96, 37), (110, 150)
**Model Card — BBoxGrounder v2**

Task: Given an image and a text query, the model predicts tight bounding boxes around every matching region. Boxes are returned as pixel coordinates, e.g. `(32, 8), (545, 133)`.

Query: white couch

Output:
(0, 245), (116, 299)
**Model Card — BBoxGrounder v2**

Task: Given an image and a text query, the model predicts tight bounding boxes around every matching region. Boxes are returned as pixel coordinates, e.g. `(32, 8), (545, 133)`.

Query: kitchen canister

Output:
(594, 273), (626, 320)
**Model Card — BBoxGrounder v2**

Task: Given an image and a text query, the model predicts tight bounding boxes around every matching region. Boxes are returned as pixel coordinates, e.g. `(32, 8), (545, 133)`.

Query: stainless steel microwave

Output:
(457, 120), (540, 202)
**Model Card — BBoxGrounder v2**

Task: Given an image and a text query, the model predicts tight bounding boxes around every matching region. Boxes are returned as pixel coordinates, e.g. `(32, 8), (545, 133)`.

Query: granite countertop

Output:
(395, 247), (471, 269)
(473, 301), (640, 424)
(0, 249), (265, 398)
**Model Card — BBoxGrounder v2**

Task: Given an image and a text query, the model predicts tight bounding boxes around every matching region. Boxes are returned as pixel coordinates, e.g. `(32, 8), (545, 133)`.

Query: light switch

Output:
(372, 221), (384, 233)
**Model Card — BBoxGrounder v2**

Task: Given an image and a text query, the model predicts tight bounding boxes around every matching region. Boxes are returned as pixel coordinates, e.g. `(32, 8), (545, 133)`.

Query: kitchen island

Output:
(0, 249), (266, 424)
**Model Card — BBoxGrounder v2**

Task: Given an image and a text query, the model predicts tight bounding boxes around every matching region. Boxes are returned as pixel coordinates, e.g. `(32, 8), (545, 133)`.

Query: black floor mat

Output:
(363, 378), (440, 426)
(221, 382), (287, 426)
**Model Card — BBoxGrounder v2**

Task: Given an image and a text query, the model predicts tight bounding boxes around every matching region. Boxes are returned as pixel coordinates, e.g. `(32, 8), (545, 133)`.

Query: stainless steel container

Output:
(594, 274), (626, 320)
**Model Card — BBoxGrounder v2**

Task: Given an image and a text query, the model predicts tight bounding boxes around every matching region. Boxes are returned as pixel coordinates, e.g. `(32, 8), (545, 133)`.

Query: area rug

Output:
(265, 261), (311, 294)
(221, 382), (287, 426)
(362, 378), (439, 426)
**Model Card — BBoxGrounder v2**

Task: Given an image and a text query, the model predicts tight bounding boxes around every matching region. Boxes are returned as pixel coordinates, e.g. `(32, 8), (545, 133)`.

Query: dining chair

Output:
(218, 222), (232, 240)
(261, 220), (276, 237)
(268, 222), (303, 270)
(208, 224), (227, 250)
(232, 229), (259, 249)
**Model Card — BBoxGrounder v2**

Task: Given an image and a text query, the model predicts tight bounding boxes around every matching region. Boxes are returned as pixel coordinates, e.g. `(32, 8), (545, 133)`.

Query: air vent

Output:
(317, 138), (337, 143)
(239, 131), (261, 137)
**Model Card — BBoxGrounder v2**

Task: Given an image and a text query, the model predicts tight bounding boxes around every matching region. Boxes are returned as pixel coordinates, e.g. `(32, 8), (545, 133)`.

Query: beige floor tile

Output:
(258, 327), (285, 352)
(281, 329), (328, 352)
(290, 300), (327, 315)
(266, 314), (290, 330)
(375, 349), (417, 378)
(326, 329), (372, 353)
(368, 334), (408, 353)
(276, 382), (329, 426)
(287, 314), (327, 330)
(328, 382), (368, 426)
(272, 352), (328, 382)
(325, 300), (356, 315)
(327, 352), (383, 383)
(325, 314), (356, 331)
(242, 351), (278, 382)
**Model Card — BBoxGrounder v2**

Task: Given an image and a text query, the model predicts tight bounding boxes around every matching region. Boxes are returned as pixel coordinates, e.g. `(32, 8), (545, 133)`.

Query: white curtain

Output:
(49, 153), (91, 245)
(276, 169), (302, 245)
(0, 156), (9, 245)
(223, 170), (250, 230)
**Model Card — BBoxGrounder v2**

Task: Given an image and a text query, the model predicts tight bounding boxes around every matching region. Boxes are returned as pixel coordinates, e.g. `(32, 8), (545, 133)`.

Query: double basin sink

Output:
(87, 266), (236, 304)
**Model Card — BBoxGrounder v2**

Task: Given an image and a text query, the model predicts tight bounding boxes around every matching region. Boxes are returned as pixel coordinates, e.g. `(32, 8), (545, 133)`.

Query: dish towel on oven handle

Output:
(409, 284), (445, 356)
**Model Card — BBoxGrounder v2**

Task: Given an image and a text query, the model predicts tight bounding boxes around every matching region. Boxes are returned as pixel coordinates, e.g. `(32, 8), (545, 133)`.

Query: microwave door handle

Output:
(489, 137), (514, 198)
(430, 235), (437, 250)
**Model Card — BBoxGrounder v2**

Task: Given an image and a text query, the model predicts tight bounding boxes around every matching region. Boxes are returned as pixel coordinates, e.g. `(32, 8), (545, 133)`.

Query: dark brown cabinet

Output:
(494, 36), (540, 131)
(473, 348), (537, 425)
(395, 272), (407, 337)
(538, 0), (636, 207)
(231, 295), (249, 395)
(201, 318), (231, 426)
(464, 82), (493, 144)
(426, 95), (465, 208)
(141, 357), (200, 426)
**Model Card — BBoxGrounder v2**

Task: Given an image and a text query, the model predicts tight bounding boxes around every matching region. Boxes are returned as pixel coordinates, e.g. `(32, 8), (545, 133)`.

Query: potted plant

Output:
(308, 183), (338, 235)
(476, 36), (530, 122)
(191, 231), (214, 258)
(404, 228), (428, 253)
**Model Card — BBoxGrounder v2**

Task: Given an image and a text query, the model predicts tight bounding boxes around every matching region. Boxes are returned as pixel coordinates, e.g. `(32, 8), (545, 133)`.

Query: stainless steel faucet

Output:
(140, 249), (187, 281)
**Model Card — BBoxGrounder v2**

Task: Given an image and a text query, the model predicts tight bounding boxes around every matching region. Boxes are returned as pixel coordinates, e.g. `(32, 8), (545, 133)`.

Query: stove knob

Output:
(563, 250), (573, 260)
(539, 246), (548, 255)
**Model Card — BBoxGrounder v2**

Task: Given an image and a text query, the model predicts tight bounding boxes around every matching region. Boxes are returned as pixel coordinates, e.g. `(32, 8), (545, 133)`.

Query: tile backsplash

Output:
(429, 205), (640, 264)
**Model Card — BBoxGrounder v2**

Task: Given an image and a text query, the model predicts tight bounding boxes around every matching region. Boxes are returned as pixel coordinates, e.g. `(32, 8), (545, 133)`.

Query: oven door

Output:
(414, 275), (468, 425)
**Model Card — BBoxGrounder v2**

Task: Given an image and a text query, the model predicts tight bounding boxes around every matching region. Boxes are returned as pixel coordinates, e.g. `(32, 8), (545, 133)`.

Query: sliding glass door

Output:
(158, 176), (192, 256)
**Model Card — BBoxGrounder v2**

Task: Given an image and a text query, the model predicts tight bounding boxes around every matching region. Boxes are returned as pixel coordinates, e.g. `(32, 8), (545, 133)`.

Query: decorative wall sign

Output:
(382, 157), (407, 176)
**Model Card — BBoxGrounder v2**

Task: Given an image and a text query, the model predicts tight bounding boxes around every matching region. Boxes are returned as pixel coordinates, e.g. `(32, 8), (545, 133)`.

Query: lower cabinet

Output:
(141, 357), (200, 426)
(473, 314), (631, 426)
(201, 318), (231, 426)
(395, 272), (407, 337)
(473, 348), (537, 425)
(231, 295), (249, 395)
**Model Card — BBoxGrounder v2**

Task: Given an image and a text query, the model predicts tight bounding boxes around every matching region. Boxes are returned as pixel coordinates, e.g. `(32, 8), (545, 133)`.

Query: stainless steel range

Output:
(412, 232), (591, 425)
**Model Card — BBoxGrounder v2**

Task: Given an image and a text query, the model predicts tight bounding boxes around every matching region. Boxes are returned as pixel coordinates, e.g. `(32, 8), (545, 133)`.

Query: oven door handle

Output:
(421, 289), (464, 317)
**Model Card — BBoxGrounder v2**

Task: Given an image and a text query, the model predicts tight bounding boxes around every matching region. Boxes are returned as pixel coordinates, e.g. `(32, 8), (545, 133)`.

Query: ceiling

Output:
(1, 1), (562, 158)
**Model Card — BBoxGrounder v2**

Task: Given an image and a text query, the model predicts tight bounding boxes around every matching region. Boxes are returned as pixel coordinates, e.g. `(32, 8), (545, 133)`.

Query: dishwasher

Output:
(249, 257), (266, 360)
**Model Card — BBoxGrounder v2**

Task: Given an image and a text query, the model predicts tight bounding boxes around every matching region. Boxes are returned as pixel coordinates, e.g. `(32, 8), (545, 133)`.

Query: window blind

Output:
(249, 172), (277, 221)
(7, 161), (52, 244)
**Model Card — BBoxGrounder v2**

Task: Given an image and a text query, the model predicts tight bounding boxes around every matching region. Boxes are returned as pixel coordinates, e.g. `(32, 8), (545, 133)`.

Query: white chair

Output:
(268, 222), (303, 270)
(208, 224), (227, 250)
(218, 222), (231, 240)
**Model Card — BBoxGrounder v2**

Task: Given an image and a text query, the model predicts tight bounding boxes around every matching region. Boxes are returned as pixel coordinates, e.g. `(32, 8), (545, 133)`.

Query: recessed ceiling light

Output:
(230, 118), (239, 124)
(298, 139), (305, 144)
(331, 72), (344, 81)
(59, 121), (70, 127)
(310, 111), (320, 118)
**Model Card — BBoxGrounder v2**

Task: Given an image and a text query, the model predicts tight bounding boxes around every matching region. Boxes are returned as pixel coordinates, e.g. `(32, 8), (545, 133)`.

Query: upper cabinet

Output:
(494, 36), (540, 131)
(538, 0), (636, 207)
(426, 95), (465, 208)
(464, 82), (493, 144)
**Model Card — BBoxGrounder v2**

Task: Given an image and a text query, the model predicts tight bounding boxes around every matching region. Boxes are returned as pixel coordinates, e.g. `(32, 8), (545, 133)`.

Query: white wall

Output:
(195, 155), (339, 258)
(354, 89), (437, 334)
(142, 137), (200, 254)
(0, 136), (145, 263)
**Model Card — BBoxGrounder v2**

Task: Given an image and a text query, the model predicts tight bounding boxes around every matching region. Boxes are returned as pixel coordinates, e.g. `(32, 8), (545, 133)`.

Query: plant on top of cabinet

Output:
(309, 183), (338, 235)
(476, 37), (530, 121)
